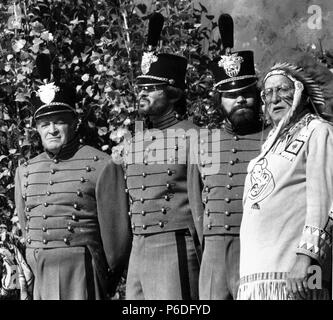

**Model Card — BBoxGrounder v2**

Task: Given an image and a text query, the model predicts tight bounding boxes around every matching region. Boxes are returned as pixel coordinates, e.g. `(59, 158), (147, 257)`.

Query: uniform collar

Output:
(149, 110), (180, 130)
(223, 118), (264, 136)
(45, 134), (81, 160)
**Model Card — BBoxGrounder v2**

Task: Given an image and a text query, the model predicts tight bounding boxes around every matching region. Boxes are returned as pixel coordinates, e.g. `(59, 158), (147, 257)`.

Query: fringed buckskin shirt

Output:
(238, 113), (333, 300)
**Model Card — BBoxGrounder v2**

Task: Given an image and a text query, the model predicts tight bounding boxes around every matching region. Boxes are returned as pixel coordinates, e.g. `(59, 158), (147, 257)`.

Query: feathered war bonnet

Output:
(209, 14), (257, 92)
(136, 12), (188, 90)
(261, 52), (333, 131)
(31, 53), (77, 121)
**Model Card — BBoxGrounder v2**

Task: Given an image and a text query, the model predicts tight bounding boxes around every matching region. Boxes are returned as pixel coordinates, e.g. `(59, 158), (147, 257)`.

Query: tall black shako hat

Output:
(136, 12), (187, 90)
(210, 14), (257, 92)
(32, 53), (77, 121)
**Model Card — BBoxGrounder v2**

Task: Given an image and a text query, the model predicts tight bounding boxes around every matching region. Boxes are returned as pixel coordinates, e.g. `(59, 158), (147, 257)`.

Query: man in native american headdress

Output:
(238, 52), (333, 300)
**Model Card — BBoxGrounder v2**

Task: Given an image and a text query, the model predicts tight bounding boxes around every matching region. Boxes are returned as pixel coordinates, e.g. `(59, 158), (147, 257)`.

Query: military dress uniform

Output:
(14, 55), (131, 300)
(198, 122), (268, 299)
(123, 17), (204, 298)
(124, 113), (203, 300)
(198, 21), (269, 299)
(15, 137), (131, 300)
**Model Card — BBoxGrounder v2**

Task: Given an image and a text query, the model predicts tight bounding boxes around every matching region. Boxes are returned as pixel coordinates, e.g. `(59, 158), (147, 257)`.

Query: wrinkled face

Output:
(36, 113), (77, 154)
(137, 85), (170, 116)
(220, 85), (258, 127)
(262, 74), (295, 126)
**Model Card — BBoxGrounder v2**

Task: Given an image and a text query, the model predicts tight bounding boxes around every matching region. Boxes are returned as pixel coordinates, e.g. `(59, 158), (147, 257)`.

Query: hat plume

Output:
(218, 13), (234, 52)
(147, 12), (164, 48)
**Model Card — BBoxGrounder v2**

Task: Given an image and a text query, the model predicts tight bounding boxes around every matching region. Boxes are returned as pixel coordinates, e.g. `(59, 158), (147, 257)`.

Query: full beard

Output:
(138, 97), (168, 116)
(226, 105), (259, 130)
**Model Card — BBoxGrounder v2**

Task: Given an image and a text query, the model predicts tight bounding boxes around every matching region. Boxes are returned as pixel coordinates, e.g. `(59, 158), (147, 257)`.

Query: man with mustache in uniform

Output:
(123, 12), (203, 300)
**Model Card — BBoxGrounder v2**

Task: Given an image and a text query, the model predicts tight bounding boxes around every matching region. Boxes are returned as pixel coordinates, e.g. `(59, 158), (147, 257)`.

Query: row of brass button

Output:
(26, 237), (70, 245)
(207, 224), (231, 230)
(129, 195), (171, 204)
(22, 190), (83, 200)
(23, 166), (92, 178)
(204, 197), (231, 204)
(25, 224), (74, 232)
(128, 207), (167, 217)
(125, 183), (172, 193)
(24, 177), (87, 188)
(124, 169), (174, 180)
(205, 210), (231, 216)
(131, 222), (165, 230)
(26, 214), (79, 221)
(204, 185), (232, 192)
(125, 145), (180, 155)
(138, 159), (180, 165)
(202, 172), (234, 179)
(23, 156), (99, 167)
(200, 148), (238, 156)
(26, 202), (80, 212)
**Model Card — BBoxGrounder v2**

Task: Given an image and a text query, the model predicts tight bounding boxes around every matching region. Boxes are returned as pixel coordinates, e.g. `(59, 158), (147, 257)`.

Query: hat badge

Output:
(218, 53), (244, 78)
(37, 82), (59, 105)
(141, 51), (158, 75)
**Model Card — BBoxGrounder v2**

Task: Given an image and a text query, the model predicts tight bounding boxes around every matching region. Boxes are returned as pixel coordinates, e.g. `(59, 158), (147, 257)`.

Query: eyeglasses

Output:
(261, 84), (294, 102)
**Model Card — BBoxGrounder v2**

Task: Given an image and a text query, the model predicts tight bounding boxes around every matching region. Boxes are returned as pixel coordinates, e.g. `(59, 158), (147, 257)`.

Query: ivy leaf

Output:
(15, 92), (27, 102)
(81, 74), (90, 82)
(12, 39), (26, 52)
(86, 86), (94, 97)
(86, 27), (95, 36)
(16, 74), (25, 82)
(98, 126), (108, 136)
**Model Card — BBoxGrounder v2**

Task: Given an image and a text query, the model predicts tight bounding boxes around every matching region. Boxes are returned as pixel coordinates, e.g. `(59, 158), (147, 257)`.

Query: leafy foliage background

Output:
(0, 0), (219, 299)
(1, 0), (332, 299)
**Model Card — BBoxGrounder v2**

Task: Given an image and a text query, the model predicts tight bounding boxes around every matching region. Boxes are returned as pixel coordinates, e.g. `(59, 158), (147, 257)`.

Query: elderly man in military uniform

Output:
(123, 13), (203, 300)
(197, 14), (269, 300)
(14, 54), (132, 300)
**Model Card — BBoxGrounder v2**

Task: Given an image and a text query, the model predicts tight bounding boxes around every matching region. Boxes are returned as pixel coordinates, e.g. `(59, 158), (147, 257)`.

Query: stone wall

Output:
(137, 0), (333, 73)
(194, 0), (333, 72)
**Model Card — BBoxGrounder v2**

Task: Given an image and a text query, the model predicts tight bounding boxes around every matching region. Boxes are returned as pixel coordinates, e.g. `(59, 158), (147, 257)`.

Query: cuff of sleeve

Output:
(296, 225), (332, 265)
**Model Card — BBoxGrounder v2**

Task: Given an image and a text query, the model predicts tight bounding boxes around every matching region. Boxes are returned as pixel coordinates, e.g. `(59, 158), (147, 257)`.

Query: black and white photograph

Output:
(0, 0), (333, 309)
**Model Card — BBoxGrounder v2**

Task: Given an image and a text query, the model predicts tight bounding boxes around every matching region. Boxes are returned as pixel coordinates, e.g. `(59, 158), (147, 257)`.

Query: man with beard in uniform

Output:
(123, 13), (203, 300)
(14, 54), (131, 300)
(198, 14), (270, 300)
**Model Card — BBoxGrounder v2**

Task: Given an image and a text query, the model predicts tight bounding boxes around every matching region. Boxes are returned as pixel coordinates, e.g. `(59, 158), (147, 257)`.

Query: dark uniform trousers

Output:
(198, 126), (268, 300)
(15, 141), (131, 300)
(123, 118), (204, 300)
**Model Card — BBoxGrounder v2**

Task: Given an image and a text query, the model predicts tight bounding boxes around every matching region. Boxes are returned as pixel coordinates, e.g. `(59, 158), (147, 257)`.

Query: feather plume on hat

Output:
(147, 12), (164, 50)
(218, 13), (234, 54)
(140, 12), (164, 76)
(137, 11), (187, 90)
(36, 53), (52, 83)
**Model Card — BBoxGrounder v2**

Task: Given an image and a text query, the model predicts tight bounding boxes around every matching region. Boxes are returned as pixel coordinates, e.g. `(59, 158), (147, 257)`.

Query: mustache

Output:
(228, 104), (254, 116)
(137, 96), (150, 108)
